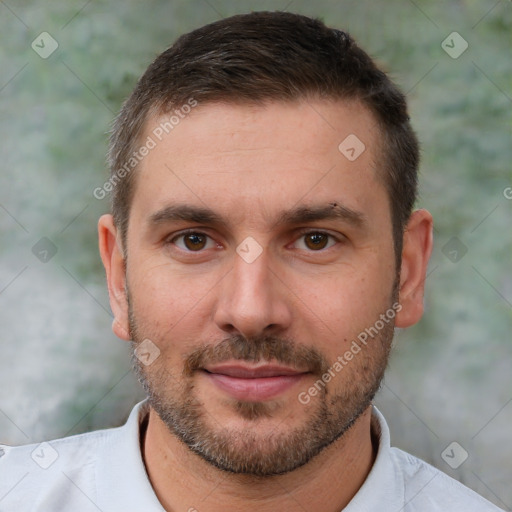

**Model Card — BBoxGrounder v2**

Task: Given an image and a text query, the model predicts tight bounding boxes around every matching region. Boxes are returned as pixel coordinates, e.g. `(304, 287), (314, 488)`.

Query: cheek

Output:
(296, 268), (389, 321)
(291, 264), (394, 354)
(129, 255), (210, 308)
(127, 259), (218, 345)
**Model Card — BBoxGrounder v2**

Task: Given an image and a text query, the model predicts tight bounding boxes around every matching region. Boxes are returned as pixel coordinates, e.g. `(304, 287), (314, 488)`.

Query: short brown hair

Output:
(108, 11), (419, 262)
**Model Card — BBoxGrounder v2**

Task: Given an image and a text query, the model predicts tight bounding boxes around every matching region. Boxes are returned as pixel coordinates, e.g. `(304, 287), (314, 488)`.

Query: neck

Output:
(142, 406), (376, 512)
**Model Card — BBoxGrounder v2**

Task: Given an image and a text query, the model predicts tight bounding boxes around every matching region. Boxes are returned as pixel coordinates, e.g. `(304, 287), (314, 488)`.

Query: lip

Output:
(202, 363), (309, 401)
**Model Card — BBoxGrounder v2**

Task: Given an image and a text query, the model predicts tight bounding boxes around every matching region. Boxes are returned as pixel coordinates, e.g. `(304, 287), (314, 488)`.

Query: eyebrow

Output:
(271, 203), (366, 229)
(148, 202), (366, 230)
(149, 204), (227, 226)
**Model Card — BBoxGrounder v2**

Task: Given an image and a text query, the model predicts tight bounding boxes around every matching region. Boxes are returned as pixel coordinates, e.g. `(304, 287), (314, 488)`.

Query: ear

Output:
(395, 209), (433, 328)
(98, 214), (130, 341)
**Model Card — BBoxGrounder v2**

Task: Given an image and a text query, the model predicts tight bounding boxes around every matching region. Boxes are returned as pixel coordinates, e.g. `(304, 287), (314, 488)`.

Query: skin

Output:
(99, 99), (433, 511)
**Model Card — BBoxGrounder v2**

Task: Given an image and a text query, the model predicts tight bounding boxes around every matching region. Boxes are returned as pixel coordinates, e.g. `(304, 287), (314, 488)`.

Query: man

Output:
(0, 11), (503, 512)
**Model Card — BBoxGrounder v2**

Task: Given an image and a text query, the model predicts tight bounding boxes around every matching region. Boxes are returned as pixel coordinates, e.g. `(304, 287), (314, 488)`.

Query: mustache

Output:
(183, 334), (329, 377)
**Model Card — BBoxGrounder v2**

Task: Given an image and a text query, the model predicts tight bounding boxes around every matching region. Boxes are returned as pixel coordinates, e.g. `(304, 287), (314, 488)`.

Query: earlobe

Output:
(395, 209), (434, 329)
(98, 214), (131, 341)
(112, 318), (130, 340)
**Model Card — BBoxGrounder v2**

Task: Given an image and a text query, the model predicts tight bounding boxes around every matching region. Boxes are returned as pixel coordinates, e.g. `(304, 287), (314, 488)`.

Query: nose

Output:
(212, 243), (293, 339)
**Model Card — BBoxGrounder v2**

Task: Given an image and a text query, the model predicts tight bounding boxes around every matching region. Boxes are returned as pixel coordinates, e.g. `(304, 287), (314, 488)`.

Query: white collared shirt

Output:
(0, 401), (504, 511)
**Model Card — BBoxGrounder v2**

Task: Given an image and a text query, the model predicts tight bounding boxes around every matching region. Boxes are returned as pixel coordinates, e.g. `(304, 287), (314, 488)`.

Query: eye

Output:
(293, 231), (338, 251)
(170, 231), (217, 252)
(167, 230), (340, 254)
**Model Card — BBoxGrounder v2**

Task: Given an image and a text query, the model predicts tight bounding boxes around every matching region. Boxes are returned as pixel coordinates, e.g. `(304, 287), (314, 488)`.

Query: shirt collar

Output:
(96, 400), (165, 511)
(343, 405), (405, 511)
(96, 401), (402, 511)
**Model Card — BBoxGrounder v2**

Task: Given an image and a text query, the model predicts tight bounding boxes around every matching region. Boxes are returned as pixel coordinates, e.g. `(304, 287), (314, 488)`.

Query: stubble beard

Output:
(128, 294), (395, 477)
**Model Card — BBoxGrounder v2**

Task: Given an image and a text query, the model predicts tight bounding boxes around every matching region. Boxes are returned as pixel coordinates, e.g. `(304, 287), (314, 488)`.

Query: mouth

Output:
(201, 362), (310, 402)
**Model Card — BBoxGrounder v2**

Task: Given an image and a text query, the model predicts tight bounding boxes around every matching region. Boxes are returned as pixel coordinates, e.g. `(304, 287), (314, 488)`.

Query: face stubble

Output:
(128, 282), (397, 478)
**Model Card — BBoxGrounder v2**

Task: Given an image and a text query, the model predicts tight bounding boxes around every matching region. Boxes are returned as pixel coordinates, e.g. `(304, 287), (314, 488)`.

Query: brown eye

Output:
(171, 231), (215, 252)
(304, 232), (329, 250)
(292, 231), (338, 252)
(184, 233), (207, 251)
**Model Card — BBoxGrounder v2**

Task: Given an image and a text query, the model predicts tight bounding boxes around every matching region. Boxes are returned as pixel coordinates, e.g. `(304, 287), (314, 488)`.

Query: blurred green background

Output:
(1, 0), (511, 508)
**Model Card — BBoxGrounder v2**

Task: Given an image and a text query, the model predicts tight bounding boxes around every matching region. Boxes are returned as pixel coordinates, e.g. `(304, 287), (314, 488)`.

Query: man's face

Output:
(124, 99), (398, 475)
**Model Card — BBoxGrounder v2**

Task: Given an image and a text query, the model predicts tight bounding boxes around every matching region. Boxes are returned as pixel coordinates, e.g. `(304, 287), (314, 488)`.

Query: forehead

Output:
(130, 99), (387, 230)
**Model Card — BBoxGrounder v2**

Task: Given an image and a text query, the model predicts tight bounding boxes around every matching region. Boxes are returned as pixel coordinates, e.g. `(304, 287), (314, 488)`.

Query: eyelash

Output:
(167, 228), (341, 252)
